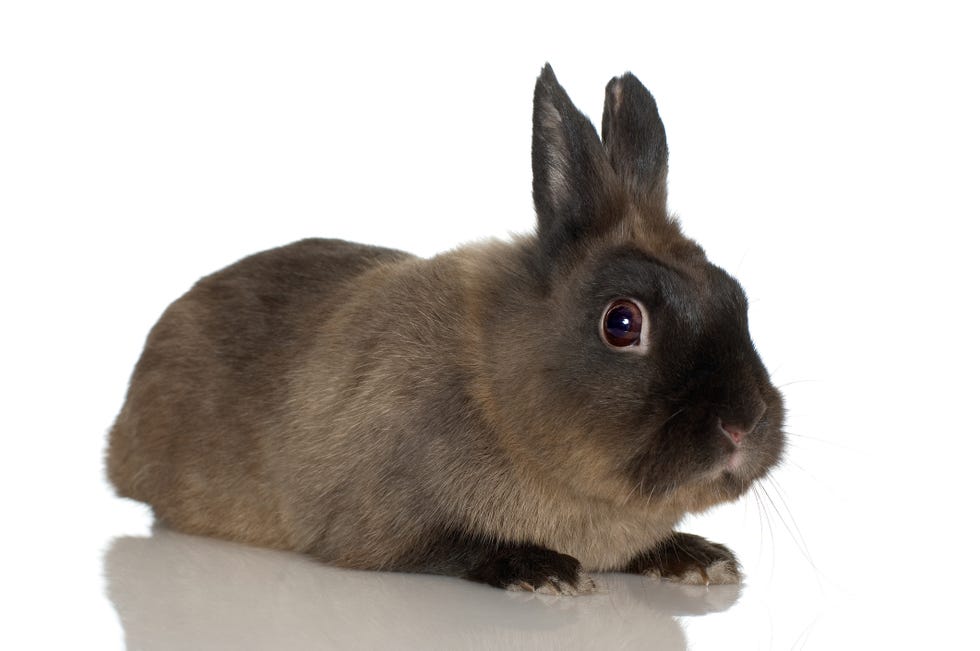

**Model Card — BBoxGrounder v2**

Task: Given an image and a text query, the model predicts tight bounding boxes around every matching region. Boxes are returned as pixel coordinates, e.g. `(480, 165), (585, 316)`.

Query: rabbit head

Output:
(474, 65), (785, 514)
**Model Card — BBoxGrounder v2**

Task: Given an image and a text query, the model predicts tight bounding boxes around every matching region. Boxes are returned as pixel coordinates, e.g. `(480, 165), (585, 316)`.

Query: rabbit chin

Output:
(670, 473), (754, 516)
(648, 453), (762, 512)
(701, 456), (776, 505)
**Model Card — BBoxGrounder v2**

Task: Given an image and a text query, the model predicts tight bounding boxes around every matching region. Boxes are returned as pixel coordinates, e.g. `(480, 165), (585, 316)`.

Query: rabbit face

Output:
(554, 243), (785, 503)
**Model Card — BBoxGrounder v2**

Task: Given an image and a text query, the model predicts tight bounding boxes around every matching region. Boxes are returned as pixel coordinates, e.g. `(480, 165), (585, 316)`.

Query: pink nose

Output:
(721, 423), (745, 445)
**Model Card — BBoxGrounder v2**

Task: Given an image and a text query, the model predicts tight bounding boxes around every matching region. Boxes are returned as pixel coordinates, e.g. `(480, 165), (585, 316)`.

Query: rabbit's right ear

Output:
(601, 73), (669, 210)
(532, 64), (619, 260)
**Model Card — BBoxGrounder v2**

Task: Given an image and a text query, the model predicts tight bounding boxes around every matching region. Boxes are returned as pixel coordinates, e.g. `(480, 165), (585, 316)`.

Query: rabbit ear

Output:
(601, 73), (668, 209)
(532, 64), (619, 259)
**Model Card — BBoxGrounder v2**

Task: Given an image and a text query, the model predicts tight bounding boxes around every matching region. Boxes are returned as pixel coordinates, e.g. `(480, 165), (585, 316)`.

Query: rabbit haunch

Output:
(107, 64), (784, 594)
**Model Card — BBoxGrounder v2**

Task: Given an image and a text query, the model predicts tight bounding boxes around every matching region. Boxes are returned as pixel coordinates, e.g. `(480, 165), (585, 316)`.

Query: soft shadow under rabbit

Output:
(107, 64), (785, 595)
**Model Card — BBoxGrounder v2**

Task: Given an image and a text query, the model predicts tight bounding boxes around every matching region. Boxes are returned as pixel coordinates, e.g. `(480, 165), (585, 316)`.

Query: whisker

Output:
(661, 407), (687, 427)
(783, 430), (853, 450)
(757, 479), (825, 586)
(622, 478), (642, 505)
(790, 613), (822, 651)
(777, 459), (839, 498)
(774, 379), (820, 390)
(750, 486), (764, 570)
(767, 479), (815, 561)
(757, 485), (777, 579)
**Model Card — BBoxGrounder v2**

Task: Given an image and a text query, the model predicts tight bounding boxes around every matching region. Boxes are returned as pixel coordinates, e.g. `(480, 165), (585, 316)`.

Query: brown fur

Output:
(107, 65), (785, 592)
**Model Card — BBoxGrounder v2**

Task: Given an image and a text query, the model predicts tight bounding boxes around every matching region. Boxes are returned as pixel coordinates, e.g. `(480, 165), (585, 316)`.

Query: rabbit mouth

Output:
(711, 420), (784, 487)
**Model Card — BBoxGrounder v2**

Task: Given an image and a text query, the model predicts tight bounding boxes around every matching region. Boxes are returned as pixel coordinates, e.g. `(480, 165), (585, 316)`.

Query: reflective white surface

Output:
(105, 527), (735, 650)
(3, 1), (979, 649)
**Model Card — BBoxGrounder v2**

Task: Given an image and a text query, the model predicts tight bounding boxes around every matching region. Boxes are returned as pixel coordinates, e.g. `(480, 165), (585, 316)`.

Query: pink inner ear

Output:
(610, 81), (623, 113)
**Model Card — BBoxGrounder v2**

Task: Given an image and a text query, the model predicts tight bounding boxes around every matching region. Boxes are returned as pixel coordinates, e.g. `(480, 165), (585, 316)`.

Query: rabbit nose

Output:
(720, 421), (746, 445)
(720, 398), (767, 445)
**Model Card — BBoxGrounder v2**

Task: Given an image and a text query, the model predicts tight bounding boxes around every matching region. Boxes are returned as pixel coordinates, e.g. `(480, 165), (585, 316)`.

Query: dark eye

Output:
(602, 299), (643, 348)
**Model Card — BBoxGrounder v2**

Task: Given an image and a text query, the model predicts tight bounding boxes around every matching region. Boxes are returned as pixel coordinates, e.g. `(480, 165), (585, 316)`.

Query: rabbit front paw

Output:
(624, 532), (742, 585)
(466, 544), (598, 595)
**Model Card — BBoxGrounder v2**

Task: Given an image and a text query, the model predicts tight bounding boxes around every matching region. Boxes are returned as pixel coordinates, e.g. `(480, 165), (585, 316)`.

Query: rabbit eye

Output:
(602, 299), (644, 348)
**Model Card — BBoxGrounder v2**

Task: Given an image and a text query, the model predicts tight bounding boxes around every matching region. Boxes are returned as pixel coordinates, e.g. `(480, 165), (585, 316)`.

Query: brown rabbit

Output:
(107, 64), (785, 595)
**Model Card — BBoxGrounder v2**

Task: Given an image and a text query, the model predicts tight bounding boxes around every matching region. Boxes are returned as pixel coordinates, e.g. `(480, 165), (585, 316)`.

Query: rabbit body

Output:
(108, 65), (785, 594)
(108, 237), (687, 569)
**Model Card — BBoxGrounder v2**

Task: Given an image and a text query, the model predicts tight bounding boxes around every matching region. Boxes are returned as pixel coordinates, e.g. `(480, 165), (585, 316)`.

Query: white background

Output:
(2, 1), (978, 649)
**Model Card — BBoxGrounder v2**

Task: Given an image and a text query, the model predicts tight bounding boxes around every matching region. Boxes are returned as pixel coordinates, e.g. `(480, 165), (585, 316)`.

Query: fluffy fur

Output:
(107, 64), (785, 594)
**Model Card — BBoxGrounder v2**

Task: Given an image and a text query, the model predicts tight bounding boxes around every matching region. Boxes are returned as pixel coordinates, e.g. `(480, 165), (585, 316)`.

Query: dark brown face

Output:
(521, 65), (785, 503)
(550, 245), (785, 500)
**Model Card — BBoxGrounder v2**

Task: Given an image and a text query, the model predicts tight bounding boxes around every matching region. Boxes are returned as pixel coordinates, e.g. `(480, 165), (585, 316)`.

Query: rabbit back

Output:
(106, 238), (414, 549)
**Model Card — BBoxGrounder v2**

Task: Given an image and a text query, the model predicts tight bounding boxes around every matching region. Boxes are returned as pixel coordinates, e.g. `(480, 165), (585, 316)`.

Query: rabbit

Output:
(106, 63), (785, 595)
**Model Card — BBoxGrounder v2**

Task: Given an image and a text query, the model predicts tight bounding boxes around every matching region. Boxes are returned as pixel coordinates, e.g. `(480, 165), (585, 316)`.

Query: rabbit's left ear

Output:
(532, 64), (619, 260)
(601, 73), (669, 210)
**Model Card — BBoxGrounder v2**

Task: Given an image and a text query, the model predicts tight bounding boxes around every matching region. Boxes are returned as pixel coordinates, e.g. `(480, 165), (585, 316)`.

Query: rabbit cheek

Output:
(628, 434), (720, 497)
